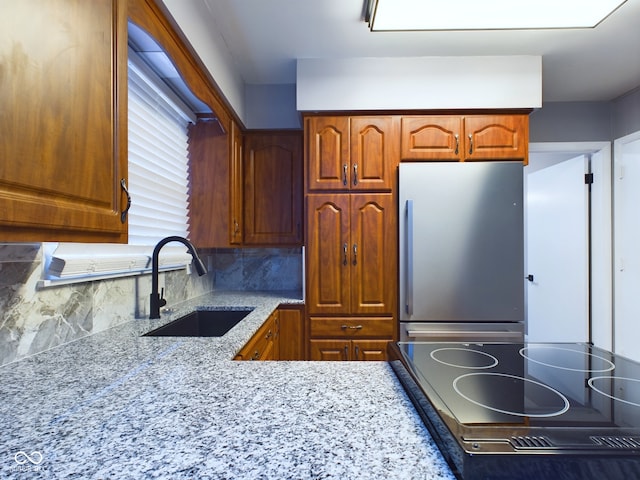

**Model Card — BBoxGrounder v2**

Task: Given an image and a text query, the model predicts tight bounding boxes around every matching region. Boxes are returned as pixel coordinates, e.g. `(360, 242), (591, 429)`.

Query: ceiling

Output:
(199, 0), (640, 103)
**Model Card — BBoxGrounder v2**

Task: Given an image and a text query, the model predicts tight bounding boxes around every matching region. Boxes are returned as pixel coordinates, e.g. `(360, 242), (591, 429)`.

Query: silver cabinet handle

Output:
(353, 243), (357, 265)
(341, 324), (363, 330)
(343, 243), (348, 266)
(355, 345), (360, 359)
(344, 345), (349, 359)
(405, 200), (414, 316)
(468, 134), (473, 155)
(454, 134), (459, 155)
(343, 164), (348, 186)
(353, 163), (358, 185)
(120, 178), (131, 223)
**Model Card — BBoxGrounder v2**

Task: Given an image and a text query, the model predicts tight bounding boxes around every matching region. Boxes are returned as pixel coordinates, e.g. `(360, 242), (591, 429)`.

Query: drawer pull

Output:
(341, 324), (363, 330)
(251, 350), (260, 360)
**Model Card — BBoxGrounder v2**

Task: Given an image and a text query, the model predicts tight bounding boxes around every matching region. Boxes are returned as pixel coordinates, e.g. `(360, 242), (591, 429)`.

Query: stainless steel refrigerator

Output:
(399, 162), (525, 342)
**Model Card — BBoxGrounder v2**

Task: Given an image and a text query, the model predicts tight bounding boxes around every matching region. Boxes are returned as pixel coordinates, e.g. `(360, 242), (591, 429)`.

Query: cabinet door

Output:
(350, 194), (397, 315)
(306, 195), (351, 315)
(400, 116), (462, 161)
(243, 132), (303, 245)
(309, 340), (350, 361)
(188, 118), (229, 248)
(0, 0), (128, 242)
(352, 340), (389, 361)
(350, 117), (399, 191)
(230, 121), (244, 244)
(278, 306), (305, 360)
(307, 117), (350, 191)
(464, 115), (528, 161)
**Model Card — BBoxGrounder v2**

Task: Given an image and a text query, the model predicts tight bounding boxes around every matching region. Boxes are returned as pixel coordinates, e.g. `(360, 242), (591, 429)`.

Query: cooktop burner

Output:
(388, 342), (640, 480)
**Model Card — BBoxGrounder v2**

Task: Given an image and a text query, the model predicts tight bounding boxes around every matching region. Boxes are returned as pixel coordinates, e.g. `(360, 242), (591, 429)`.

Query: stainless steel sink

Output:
(143, 308), (253, 337)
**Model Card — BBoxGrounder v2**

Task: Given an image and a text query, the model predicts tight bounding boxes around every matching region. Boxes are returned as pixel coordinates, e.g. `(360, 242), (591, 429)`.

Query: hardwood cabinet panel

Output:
(350, 117), (399, 191)
(230, 121), (244, 245)
(307, 116), (350, 191)
(234, 311), (278, 361)
(307, 116), (398, 192)
(309, 340), (350, 361)
(350, 194), (397, 315)
(400, 114), (528, 163)
(0, 0), (128, 242)
(306, 193), (396, 316)
(243, 132), (303, 245)
(352, 340), (389, 361)
(401, 116), (462, 161)
(278, 306), (305, 360)
(306, 194), (351, 315)
(309, 317), (394, 338)
(187, 118), (230, 248)
(464, 115), (529, 161)
(309, 339), (389, 361)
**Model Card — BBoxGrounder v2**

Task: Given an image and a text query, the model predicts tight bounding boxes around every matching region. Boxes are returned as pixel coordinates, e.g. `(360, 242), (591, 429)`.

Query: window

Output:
(40, 49), (196, 286)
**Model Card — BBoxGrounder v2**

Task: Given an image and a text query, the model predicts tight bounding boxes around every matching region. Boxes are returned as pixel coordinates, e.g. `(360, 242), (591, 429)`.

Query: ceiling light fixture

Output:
(365, 0), (627, 31)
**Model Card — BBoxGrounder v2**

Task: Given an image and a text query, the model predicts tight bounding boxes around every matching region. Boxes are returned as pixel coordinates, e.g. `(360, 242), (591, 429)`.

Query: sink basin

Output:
(143, 308), (253, 337)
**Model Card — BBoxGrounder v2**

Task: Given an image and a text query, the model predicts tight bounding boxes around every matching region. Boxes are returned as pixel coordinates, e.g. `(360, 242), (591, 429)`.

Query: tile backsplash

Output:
(0, 244), (302, 366)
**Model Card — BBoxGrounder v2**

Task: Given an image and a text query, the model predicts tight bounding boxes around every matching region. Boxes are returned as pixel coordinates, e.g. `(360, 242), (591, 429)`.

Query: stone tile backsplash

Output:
(0, 244), (302, 366)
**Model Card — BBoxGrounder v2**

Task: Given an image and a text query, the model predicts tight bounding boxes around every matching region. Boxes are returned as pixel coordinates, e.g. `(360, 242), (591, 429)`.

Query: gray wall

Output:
(530, 87), (640, 143)
(612, 86), (640, 139)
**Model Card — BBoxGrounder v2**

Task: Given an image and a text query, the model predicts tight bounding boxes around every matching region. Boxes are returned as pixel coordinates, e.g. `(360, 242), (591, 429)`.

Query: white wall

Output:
(297, 56), (542, 111)
(161, 0), (246, 123)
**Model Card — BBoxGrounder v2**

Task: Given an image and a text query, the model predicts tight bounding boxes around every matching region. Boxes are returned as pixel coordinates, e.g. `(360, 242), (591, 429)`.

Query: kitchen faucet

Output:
(149, 236), (207, 319)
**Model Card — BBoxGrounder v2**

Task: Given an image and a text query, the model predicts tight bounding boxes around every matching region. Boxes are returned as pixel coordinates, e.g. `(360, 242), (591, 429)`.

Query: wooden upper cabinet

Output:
(401, 116), (463, 161)
(464, 115), (528, 161)
(349, 117), (399, 191)
(0, 0), (128, 242)
(307, 116), (397, 191)
(187, 117), (233, 248)
(400, 114), (528, 162)
(243, 132), (303, 246)
(307, 117), (350, 191)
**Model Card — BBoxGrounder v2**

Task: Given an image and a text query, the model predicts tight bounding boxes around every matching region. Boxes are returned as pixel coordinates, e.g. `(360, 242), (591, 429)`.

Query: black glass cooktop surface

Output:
(389, 342), (640, 480)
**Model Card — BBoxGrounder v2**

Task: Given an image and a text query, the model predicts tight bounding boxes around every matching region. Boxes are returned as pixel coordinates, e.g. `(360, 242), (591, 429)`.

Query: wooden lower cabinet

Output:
(308, 316), (394, 361)
(235, 305), (305, 361)
(309, 339), (389, 361)
(234, 310), (278, 361)
(278, 305), (305, 360)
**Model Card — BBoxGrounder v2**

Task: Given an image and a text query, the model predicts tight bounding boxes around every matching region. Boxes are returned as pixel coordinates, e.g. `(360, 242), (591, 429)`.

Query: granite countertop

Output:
(0, 291), (455, 479)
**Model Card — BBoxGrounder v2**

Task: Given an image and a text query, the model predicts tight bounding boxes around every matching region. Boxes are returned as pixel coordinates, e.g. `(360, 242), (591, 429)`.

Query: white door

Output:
(526, 155), (589, 343)
(614, 132), (640, 362)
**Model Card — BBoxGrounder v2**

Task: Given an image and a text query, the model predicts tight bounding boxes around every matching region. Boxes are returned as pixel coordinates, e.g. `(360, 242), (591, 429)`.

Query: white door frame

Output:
(528, 141), (612, 350)
(613, 131), (640, 361)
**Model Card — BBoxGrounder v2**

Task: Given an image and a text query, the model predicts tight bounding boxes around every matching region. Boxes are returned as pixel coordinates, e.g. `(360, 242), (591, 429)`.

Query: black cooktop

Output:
(389, 342), (640, 480)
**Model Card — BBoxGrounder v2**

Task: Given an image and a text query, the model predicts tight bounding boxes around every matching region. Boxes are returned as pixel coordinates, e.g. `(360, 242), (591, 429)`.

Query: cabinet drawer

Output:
(310, 317), (394, 338)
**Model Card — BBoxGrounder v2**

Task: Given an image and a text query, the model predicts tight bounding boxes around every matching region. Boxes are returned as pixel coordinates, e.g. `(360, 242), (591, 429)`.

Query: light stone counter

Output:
(0, 291), (455, 479)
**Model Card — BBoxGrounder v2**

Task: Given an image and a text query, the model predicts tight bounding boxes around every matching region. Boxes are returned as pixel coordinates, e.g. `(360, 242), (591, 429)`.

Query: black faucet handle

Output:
(159, 288), (167, 308)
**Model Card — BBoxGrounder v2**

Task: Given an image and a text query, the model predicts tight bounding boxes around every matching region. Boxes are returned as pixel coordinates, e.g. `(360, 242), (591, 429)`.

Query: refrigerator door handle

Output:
(405, 199), (414, 316)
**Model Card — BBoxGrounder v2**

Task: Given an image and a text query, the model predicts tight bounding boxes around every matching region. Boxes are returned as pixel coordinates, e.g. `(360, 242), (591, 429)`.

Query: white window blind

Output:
(42, 50), (196, 284)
